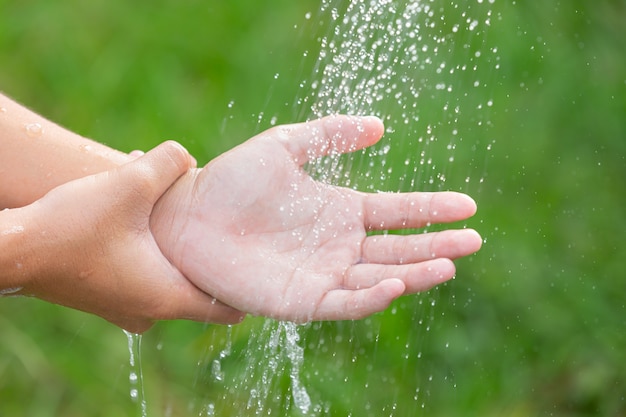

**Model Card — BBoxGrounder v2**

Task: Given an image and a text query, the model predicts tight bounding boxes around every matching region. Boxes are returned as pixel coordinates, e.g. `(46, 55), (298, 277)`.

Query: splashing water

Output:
(194, 320), (320, 416)
(298, 0), (499, 194)
(192, 1), (498, 415)
(190, 1), (499, 416)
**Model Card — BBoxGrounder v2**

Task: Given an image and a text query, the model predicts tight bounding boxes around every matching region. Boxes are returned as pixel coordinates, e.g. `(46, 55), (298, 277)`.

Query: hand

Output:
(10, 142), (244, 333)
(152, 115), (482, 322)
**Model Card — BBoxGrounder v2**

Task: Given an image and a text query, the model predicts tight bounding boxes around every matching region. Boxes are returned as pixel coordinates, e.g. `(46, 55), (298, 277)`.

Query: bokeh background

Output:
(1, 1), (624, 416)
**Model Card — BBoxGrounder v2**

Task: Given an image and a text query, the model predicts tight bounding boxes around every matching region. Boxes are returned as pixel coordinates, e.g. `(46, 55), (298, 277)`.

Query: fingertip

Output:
(332, 115), (385, 148)
(365, 278), (405, 317)
(129, 150), (145, 159)
(277, 114), (387, 164)
(159, 140), (196, 172)
(448, 228), (483, 257)
(452, 192), (477, 217)
(435, 257), (457, 277)
(360, 115), (385, 144)
(380, 278), (406, 299)
(358, 279), (405, 316)
(465, 228), (483, 253)
(463, 194), (478, 217)
(121, 140), (195, 206)
(418, 258), (457, 291)
(435, 192), (478, 221)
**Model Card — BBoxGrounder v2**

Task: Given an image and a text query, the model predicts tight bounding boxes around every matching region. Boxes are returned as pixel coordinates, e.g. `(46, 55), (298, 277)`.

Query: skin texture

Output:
(0, 93), (481, 331)
(1, 142), (244, 333)
(0, 94), (132, 208)
(151, 115), (482, 322)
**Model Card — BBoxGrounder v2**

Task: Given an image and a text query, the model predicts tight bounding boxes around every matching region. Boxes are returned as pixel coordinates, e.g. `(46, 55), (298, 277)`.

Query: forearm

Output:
(0, 93), (195, 277)
(0, 93), (131, 208)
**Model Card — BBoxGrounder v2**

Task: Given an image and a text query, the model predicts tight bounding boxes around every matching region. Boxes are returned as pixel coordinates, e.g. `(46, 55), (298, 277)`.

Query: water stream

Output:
(126, 1), (499, 415)
(298, 0), (498, 195)
(124, 331), (148, 417)
(210, 1), (497, 415)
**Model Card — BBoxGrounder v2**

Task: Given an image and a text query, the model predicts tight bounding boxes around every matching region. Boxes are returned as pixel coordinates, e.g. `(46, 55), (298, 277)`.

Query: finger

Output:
(120, 141), (195, 205)
(361, 229), (482, 264)
(363, 191), (477, 230)
(313, 278), (405, 321)
(273, 115), (384, 165)
(343, 258), (456, 294)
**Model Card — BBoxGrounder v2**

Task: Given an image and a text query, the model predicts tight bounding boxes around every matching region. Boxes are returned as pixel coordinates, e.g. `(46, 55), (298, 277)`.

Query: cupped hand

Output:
(152, 116), (482, 323)
(17, 142), (244, 333)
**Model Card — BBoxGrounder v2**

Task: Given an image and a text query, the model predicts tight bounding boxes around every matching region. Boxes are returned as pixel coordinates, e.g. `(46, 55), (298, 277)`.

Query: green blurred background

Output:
(1, 1), (624, 416)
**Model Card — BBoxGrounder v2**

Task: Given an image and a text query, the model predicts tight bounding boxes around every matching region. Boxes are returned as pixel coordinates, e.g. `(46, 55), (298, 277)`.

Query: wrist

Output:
(150, 167), (201, 268)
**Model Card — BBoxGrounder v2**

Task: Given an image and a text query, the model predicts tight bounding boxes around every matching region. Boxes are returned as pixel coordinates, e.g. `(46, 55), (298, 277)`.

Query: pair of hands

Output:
(15, 115), (481, 333)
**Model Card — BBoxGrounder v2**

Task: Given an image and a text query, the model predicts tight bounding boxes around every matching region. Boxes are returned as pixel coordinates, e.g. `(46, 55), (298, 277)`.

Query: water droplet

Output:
(24, 123), (44, 138)
(212, 359), (224, 381)
(1, 225), (24, 235)
(0, 287), (23, 296)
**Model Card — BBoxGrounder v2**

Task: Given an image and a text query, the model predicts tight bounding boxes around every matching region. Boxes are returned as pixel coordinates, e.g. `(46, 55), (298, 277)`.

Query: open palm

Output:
(153, 115), (481, 322)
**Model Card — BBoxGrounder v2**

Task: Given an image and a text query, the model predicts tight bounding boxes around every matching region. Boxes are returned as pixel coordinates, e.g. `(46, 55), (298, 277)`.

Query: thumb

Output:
(272, 115), (385, 165)
(120, 141), (195, 206)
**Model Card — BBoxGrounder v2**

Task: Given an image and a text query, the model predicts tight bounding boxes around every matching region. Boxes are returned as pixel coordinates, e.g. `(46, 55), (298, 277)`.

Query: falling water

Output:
(124, 331), (148, 417)
(297, 0), (498, 195)
(188, 319), (322, 416)
(203, 1), (497, 416)
(133, 1), (499, 416)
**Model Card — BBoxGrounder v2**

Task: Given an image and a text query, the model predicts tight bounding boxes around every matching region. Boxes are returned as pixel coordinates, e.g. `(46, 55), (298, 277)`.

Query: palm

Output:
(162, 116), (482, 322)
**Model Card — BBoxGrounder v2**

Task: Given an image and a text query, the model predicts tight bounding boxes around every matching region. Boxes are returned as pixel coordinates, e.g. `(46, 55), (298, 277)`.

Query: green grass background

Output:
(1, 1), (624, 416)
